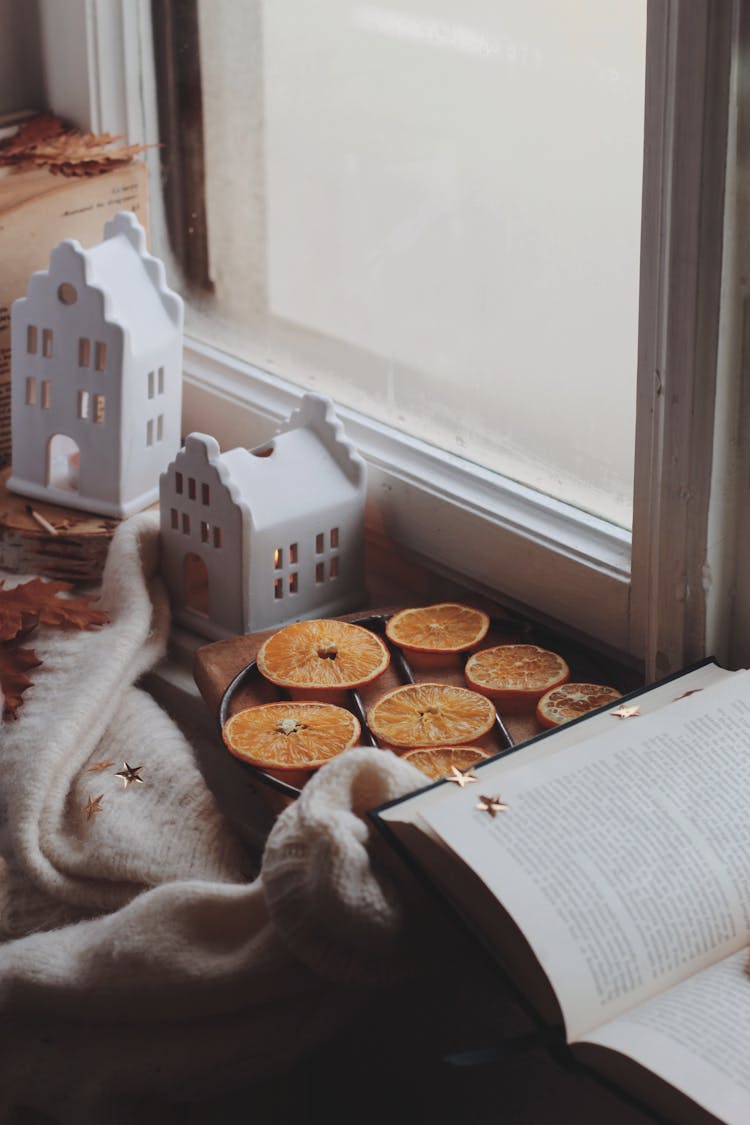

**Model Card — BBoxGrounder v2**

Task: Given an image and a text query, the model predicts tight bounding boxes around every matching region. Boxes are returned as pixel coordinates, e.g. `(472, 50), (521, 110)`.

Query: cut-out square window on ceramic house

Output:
(315, 561), (325, 584)
(200, 520), (209, 543)
(330, 528), (339, 549)
(42, 329), (53, 358)
(176, 471), (183, 494)
(27, 325), (37, 354)
(78, 337), (90, 367)
(201, 482), (210, 505)
(148, 371), (154, 399)
(157, 415), (164, 441)
(213, 526), (223, 548)
(146, 419), (154, 446)
(41, 380), (51, 409)
(274, 578), (283, 600)
(94, 341), (107, 372)
(158, 366), (165, 394)
(330, 556), (339, 579)
(274, 548), (283, 569)
(315, 532), (324, 554)
(289, 572), (298, 593)
(188, 477), (196, 500)
(78, 390), (89, 420)
(94, 394), (105, 423)
(182, 512), (191, 534)
(25, 377), (36, 406)
(289, 542), (298, 564)
(170, 507), (178, 529)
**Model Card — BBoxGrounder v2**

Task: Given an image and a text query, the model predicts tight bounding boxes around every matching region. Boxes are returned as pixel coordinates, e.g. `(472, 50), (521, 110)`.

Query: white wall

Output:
(0, 0), (45, 117)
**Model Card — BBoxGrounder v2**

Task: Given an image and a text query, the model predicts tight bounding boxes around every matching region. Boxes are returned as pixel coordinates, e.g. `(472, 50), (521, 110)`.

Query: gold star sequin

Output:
(476, 794), (508, 817)
(611, 704), (640, 720)
(446, 766), (478, 787)
(87, 759), (113, 773)
(83, 794), (104, 821)
(115, 762), (144, 788)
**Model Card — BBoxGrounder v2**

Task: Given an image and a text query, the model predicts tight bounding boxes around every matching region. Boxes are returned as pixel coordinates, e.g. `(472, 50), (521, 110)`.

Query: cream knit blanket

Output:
(0, 513), (436, 1123)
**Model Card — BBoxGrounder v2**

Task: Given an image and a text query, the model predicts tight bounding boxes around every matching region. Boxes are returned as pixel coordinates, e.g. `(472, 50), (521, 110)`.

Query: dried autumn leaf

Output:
(11, 578), (108, 631)
(0, 645), (42, 719)
(0, 113), (155, 176)
(0, 581), (39, 641)
(0, 577), (107, 641)
(0, 113), (67, 163)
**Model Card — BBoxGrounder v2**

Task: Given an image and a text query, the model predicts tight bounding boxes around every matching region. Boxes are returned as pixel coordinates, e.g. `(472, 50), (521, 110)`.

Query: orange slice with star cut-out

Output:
(222, 701), (361, 771)
(367, 682), (496, 748)
(464, 644), (569, 712)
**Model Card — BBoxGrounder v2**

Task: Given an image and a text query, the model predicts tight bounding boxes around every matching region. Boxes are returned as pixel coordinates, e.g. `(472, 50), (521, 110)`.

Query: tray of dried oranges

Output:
(193, 602), (625, 813)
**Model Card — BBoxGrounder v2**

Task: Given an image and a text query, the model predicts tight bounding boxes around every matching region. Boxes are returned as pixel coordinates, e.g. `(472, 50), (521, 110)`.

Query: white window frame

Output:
(37, 0), (749, 677)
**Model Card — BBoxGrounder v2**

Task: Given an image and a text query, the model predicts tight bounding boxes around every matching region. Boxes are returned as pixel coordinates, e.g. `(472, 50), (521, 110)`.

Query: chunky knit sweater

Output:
(0, 513), (434, 1123)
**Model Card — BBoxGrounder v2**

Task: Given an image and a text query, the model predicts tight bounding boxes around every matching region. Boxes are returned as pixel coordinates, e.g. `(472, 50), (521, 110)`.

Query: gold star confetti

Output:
(83, 794), (104, 821)
(87, 759), (113, 773)
(446, 766), (478, 787)
(115, 762), (144, 788)
(476, 794), (508, 817)
(611, 704), (640, 720)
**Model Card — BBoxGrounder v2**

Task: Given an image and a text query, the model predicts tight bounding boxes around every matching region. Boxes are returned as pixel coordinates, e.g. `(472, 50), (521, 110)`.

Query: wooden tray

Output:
(193, 608), (554, 818)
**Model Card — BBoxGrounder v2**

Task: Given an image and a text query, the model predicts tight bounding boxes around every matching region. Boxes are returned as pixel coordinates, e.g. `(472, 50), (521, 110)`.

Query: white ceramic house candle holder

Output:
(8, 211), (183, 518)
(159, 393), (368, 640)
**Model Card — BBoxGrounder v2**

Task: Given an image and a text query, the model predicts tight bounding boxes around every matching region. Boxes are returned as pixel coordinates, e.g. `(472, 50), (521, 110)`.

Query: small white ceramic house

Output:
(159, 393), (367, 639)
(7, 211), (183, 517)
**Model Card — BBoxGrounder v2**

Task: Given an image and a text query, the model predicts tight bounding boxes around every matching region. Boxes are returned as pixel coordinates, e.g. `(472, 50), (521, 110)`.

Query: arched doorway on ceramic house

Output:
(183, 551), (209, 616)
(46, 434), (81, 493)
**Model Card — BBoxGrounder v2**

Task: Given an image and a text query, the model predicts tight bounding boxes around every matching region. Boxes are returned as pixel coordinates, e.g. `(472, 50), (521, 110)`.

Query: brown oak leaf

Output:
(0, 577), (107, 641)
(0, 645), (43, 719)
(0, 113), (67, 163)
(0, 581), (39, 641)
(0, 113), (154, 176)
(6, 578), (108, 632)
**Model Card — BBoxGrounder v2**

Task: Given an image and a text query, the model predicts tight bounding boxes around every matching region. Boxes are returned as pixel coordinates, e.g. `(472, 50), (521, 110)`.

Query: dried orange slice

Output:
(402, 745), (490, 780)
(367, 682), (496, 748)
(385, 603), (490, 653)
(464, 644), (569, 712)
(222, 701), (361, 771)
(536, 682), (622, 729)
(256, 619), (390, 692)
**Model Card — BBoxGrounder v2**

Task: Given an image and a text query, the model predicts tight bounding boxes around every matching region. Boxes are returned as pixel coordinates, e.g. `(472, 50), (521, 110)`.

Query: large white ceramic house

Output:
(159, 393), (367, 639)
(8, 211), (183, 517)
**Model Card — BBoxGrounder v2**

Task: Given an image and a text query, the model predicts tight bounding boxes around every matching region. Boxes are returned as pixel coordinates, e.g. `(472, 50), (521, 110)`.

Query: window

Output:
(95, 341), (107, 371)
(46, 0), (749, 675)
(164, 2), (645, 532)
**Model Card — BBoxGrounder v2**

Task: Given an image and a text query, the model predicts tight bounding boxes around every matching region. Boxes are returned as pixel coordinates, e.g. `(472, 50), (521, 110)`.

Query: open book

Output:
(372, 661), (750, 1125)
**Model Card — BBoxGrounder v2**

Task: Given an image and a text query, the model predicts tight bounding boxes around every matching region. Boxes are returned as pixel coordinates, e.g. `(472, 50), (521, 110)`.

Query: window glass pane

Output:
(175, 0), (646, 527)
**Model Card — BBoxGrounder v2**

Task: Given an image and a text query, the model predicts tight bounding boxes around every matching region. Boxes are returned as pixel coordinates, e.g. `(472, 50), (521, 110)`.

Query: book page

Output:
(419, 672), (750, 1041)
(380, 661), (733, 827)
(578, 949), (750, 1125)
